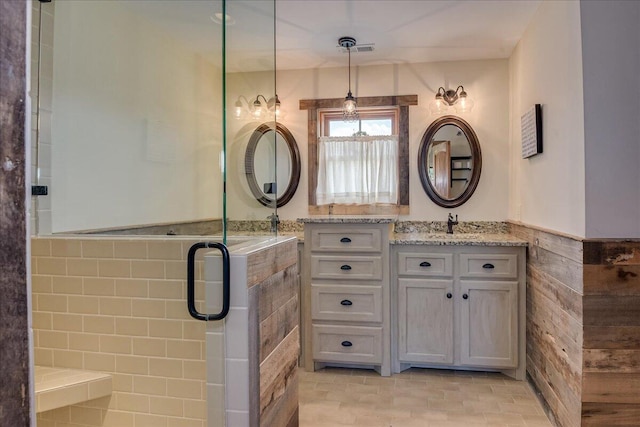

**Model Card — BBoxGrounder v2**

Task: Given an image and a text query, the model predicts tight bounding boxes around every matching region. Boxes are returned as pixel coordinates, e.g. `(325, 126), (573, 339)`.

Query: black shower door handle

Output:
(187, 242), (230, 321)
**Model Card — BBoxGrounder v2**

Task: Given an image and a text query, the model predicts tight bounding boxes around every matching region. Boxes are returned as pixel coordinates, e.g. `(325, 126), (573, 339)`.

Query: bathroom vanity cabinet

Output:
(392, 244), (526, 379)
(302, 220), (393, 376)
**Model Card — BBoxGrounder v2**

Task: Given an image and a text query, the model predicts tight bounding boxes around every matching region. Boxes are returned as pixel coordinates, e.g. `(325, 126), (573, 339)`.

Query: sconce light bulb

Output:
(272, 95), (281, 117)
(454, 94), (475, 113)
(429, 96), (448, 115)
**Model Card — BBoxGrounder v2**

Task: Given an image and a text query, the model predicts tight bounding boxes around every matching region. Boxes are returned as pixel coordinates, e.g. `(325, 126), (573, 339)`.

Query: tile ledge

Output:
(34, 366), (112, 413)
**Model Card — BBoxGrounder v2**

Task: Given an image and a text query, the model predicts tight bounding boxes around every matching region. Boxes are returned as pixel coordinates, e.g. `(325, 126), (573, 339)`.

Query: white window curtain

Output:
(316, 135), (399, 205)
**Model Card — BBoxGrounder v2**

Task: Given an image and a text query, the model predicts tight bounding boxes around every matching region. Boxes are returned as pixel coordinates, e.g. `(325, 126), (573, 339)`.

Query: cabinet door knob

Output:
(340, 265), (352, 271)
(340, 237), (352, 243)
(462, 293), (469, 299)
(341, 341), (353, 347)
(446, 293), (452, 299)
(419, 261), (432, 267)
(482, 263), (495, 269)
(340, 299), (353, 306)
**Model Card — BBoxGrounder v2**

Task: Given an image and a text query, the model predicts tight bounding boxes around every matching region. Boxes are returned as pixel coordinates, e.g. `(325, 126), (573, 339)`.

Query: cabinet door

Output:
(459, 280), (518, 368)
(398, 278), (453, 364)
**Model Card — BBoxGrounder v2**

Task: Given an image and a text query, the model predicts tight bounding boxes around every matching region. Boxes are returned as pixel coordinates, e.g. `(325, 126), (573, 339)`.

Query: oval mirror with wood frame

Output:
(245, 122), (301, 208)
(418, 115), (482, 208)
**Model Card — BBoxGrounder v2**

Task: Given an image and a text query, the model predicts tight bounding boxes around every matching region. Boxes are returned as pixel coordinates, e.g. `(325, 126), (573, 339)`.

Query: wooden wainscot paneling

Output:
(512, 223), (584, 427)
(259, 264), (299, 363)
(260, 327), (300, 427)
(247, 239), (297, 288)
(582, 240), (640, 426)
(511, 224), (640, 426)
(582, 402), (640, 426)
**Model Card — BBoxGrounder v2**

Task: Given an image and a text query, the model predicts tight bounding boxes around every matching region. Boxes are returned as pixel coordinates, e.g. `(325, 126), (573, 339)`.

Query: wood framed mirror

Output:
(418, 115), (482, 208)
(244, 122), (301, 208)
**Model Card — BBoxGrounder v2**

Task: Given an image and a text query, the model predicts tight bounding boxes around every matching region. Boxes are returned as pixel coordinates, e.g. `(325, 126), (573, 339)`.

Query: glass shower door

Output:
(224, 0), (277, 240)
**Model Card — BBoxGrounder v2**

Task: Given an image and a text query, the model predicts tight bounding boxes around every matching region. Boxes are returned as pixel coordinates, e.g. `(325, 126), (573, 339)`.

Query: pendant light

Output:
(339, 36), (358, 122)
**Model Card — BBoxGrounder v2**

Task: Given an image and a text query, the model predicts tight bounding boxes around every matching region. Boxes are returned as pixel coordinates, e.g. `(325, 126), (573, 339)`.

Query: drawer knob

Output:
(340, 265), (352, 271)
(462, 293), (469, 300)
(419, 261), (432, 267)
(446, 293), (452, 299)
(482, 263), (495, 269)
(341, 341), (353, 347)
(340, 299), (353, 306)
(340, 237), (352, 243)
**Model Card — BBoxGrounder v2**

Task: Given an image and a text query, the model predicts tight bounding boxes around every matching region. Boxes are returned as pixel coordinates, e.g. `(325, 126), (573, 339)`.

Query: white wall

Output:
(581, 0), (640, 238)
(508, 1), (585, 237)
(228, 59), (511, 221)
(51, 1), (223, 232)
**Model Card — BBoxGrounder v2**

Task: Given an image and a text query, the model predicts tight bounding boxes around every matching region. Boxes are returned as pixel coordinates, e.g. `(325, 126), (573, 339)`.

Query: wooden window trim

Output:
(320, 108), (399, 137)
(300, 95), (417, 215)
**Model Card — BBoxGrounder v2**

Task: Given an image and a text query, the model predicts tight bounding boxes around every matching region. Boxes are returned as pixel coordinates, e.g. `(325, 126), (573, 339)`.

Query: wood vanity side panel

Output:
(509, 223), (583, 427)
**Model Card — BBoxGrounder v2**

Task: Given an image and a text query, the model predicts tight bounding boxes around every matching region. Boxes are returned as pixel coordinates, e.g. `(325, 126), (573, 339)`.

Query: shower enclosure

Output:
(29, 1), (294, 426)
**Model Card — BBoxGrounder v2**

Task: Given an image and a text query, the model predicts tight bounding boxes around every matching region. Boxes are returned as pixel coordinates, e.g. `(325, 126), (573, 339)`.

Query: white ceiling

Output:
(124, 0), (541, 72)
(275, 0), (541, 70)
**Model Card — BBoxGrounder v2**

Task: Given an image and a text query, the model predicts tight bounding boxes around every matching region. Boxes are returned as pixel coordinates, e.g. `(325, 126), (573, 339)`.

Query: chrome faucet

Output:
(447, 213), (458, 234)
(267, 213), (280, 233)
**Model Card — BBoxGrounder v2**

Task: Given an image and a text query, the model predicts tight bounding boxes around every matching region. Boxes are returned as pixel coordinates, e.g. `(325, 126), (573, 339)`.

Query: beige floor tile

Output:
(299, 367), (552, 427)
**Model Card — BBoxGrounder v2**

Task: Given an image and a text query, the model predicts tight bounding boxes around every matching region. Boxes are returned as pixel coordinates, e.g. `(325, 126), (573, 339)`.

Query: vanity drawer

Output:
(310, 228), (382, 253)
(459, 253), (518, 279)
(397, 252), (453, 277)
(311, 284), (382, 323)
(312, 324), (382, 364)
(311, 255), (383, 281)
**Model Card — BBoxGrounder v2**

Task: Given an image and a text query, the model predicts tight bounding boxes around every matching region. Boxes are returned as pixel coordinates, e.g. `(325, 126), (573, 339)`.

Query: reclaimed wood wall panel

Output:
(247, 239), (297, 288)
(582, 402), (640, 426)
(259, 328), (299, 427)
(510, 223), (583, 427)
(0, 0), (31, 425)
(581, 240), (640, 425)
(259, 265), (299, 363)
(248, 239), (299, 427)
(583, 326), (640, 349)
(512, 224), (640, 426)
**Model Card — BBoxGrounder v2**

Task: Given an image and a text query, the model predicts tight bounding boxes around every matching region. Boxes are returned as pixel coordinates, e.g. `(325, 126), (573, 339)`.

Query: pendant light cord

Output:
(348, 46), (352, 94)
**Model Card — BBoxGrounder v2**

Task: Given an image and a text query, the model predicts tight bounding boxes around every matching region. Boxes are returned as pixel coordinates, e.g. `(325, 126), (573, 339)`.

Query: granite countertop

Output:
(226, 219), (528, 246)
(297, 216), (396, 224)
(295, 218), (526, 246)
(391, 232), (527, 246)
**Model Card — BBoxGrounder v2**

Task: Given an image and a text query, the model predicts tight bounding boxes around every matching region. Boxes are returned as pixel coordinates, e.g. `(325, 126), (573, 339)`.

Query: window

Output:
(316, 109), (399, 205)
(322, 109), (396, 137)
(299, 95), (417, 215)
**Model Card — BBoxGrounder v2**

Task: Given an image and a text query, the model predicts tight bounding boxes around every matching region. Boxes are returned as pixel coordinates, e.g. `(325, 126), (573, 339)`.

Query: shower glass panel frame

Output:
(31, 0), (278, 426)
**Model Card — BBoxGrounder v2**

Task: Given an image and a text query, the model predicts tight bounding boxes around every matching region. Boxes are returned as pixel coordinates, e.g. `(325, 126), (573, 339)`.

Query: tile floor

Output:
(299, 367), (553, 427)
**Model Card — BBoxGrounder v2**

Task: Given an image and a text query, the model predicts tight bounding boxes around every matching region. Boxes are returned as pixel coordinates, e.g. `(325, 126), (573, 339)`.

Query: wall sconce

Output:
(429, 85), (475, 115)
(234, 95), (251, 120)
(234, 94), (281, 120)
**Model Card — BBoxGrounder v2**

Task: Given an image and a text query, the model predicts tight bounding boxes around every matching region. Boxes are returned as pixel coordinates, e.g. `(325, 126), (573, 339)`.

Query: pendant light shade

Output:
(339, 36), (359, 122)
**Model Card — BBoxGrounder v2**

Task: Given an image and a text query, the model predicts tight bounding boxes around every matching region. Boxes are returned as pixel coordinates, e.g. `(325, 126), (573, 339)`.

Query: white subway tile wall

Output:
(33, 237), (211, 427)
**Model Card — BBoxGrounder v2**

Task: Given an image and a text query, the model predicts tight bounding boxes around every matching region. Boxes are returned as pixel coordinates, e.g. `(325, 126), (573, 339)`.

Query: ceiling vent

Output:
(338, 43), (375, 53)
